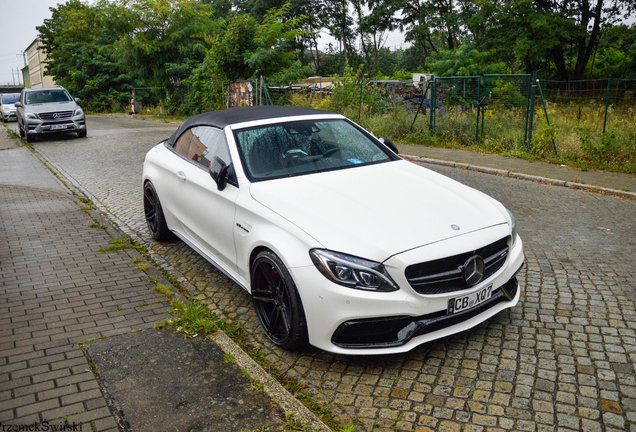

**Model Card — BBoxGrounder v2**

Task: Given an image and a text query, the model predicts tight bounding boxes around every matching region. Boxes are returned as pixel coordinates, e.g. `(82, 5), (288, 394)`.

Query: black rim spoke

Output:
(267, 308), (282, 333)
(144, 188), (159, 233)
(279, 304), (291, 333)
(252, 289), (275, 303)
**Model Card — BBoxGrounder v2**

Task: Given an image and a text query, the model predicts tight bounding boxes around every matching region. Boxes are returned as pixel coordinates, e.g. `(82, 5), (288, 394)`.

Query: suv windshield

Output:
(234, 119), (393, 181)
(25, 89), (72, 105)
(1, 94), (20, 104)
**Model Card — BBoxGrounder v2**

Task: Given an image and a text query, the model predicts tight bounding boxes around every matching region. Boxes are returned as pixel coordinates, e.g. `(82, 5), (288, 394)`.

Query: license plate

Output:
(448, 284), (493, 315)
(50, 124), (67, 130)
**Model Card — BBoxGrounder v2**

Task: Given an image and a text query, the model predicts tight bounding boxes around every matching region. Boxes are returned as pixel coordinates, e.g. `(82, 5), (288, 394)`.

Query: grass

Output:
(288, 93), (636, 175)
(98, 237), (146, 253)
(155, 299), (218, 336)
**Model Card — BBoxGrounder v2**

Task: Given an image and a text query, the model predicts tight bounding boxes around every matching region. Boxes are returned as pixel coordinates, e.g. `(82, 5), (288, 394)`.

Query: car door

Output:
(170, 126), (240, 271)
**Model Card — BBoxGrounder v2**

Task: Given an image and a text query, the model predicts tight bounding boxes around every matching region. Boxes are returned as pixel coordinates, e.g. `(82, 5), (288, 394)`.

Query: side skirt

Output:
(171, 230), (249, 292)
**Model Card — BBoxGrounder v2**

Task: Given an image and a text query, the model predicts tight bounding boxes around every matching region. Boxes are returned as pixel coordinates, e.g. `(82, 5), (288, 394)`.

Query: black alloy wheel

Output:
(251, 251), (308, 350)
(143, 182), (172, 241)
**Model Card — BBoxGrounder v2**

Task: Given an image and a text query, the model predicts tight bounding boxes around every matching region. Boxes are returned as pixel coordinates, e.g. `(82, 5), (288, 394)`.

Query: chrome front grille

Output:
(39, 111), (73, 120)
(405, 237), (509, 294)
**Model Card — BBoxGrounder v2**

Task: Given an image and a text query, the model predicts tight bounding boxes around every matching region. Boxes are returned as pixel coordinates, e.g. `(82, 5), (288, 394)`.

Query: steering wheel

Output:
(282, 149), (309, 166)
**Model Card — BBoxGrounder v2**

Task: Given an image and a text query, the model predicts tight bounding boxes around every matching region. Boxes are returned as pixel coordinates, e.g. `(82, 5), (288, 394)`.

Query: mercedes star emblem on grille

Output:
(53, 113), (59, 119)
(462, 255), (485, 286)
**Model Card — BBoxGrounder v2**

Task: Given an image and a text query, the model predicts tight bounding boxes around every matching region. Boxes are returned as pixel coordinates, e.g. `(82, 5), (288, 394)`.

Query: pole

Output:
(536, 80), (558, 155)
(524, 74), (532, 147)
(603, 75), (611, 134)
(358, 78), (363, 121)
(429, 76), (435, 133)
(309, 84), (317, 107)
(475, 77), (481, 143)
(527, 72), (537, 150)
(410, 82), (431, 130)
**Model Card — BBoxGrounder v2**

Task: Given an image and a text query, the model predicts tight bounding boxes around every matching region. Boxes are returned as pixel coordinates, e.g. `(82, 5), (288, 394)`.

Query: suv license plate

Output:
(448, 284), (493, 315)
(50, 124), (67, 130)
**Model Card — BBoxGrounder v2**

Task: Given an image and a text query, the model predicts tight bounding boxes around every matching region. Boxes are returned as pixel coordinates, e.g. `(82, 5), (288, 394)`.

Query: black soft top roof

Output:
(166, 105), (334, 146)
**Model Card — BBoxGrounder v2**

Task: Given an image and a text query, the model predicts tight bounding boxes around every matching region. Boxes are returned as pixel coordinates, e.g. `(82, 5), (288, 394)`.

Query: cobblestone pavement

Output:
(29, 116), (636, 432)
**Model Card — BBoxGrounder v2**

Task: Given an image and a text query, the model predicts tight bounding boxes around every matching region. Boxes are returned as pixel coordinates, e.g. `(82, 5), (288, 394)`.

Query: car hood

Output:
(2, 103), (15, 110)
(249, 160), (508, 262)
(24, 101), (77, 113)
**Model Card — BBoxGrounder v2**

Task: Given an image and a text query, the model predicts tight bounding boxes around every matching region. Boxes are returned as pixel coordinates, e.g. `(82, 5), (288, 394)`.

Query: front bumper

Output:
(294, 226), (524, 355)
(24, 117), (86, 136)
(2, 110), (16, 121)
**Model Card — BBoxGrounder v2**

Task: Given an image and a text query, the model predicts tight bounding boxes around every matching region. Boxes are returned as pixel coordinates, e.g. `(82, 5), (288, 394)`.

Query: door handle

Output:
(176, 171), (186, 181)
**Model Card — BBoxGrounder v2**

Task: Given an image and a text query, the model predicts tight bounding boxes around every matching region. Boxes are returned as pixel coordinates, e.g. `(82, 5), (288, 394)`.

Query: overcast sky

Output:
(0, 0), (65, 85)
(0, 0), (408, 86)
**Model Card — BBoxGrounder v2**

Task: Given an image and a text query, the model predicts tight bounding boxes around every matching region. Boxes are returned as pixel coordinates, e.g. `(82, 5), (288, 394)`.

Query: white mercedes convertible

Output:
(142, 106), (524, 355)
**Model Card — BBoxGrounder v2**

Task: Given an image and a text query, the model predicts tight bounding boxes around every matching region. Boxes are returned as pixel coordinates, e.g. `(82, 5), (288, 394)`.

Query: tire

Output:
(77, 129), (87, 138)
(143, 182), (173, 241)
(251, 251), (308, 350)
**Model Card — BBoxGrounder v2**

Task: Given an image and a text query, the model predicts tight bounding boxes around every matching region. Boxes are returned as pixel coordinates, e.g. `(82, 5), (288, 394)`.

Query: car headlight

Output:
(506, 208), (517, 245)
(25, 112), (39, 120)
(310, 249), (399, 292)
(74, 108), (84, 116)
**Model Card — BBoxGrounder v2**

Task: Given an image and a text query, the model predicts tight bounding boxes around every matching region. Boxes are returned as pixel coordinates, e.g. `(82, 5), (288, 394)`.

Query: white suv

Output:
(15, 87), (87, 142)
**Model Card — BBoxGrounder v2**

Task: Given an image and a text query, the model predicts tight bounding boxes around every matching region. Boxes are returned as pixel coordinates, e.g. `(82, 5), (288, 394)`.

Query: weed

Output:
(169, 298), (186, 310)
(153, 285), (173, 297)
(137, 300), (163, 307)
(224, 352), (236, 364)
(78, 197), (93, 206)
(135, 262), (149, 272)
(98, 238), (129, 252)
(156, 300), (217, 336)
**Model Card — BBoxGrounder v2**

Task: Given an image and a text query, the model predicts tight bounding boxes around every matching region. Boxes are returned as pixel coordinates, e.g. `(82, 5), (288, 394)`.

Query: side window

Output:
(173, 126), (236, 184)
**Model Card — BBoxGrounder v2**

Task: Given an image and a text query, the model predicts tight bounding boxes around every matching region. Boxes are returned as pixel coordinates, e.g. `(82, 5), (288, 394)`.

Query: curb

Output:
(211, 332), (331, 431)
(402, 154), (636, 200)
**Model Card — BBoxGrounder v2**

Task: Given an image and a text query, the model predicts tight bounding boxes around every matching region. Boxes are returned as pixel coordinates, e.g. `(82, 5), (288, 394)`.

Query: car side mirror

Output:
(209, 156), (229, 191)
(74, 98), (81, 103)
(379, 137), (398, 155)
(14, 102), (22, 108)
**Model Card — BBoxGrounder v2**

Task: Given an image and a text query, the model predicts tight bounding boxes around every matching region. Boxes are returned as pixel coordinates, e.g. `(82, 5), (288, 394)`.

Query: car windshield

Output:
(234, 119), (393, 181)
(25, 90), (72, 105)
(1, 94), (20, 104)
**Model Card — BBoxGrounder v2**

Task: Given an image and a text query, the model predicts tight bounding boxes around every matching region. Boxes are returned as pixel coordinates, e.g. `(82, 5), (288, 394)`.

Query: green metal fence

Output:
(427, 74), (534, 149)
(482, 74), (533, 147)
(538, 77), (636, 134)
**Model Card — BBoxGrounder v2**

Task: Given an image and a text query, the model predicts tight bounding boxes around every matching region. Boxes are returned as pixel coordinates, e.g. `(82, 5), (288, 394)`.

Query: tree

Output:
(37, 0), (137, 111)
(428, 43), (508, 76)
(477, 0), (635, 80)
(112, 0), (219, 89)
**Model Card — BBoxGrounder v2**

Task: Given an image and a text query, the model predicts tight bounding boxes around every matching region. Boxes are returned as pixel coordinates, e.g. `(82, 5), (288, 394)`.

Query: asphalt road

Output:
(16, 115), (636, 432)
